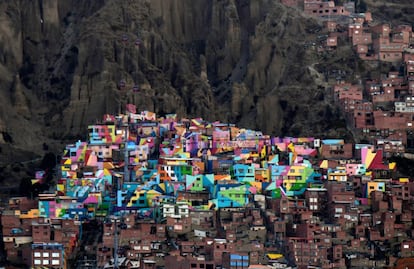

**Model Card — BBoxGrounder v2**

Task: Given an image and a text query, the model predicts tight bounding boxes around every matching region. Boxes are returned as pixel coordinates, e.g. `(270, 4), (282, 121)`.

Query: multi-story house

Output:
(87, 123), (120, 145)
(325, 181), (355, 220)
(303, 0), (351, 18)
(2, 210), (34, 267)
(32, 218), (79, 263)
(32, 243), (65, 268)
(351, 102), (374, 129)
(162, 201), (190, 219)
(395, 96), (414, 113)
(166, 216), (192, 235)
(334, 83), (363, 104)
(352, 32), (372, 47)
(305, 187), (327, 213)
(320, 140), (353, 160)
(370, 23), (412, 62)
(372, 111), (407, 132)
(212, 184), (250, 208)
(327, 166), (347, 182)
(231, 164), (255, 183)
(375, 139), (405, 157)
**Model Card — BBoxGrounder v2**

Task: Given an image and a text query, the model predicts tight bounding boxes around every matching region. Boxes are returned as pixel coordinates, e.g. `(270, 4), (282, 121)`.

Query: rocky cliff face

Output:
(0, 0), (348, 167)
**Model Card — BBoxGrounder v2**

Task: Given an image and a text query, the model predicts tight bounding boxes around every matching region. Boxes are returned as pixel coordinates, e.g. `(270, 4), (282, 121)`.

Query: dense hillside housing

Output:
(2, 109), (414, 269)
(3, 2), (414, 269)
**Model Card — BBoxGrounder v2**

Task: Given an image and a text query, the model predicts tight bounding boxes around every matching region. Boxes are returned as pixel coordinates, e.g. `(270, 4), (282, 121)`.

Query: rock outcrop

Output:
(0, 0), (355, 166)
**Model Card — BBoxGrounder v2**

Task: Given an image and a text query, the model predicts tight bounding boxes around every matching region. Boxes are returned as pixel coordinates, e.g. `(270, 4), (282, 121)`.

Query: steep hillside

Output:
(1, 0), (408, 187)
(0, 0), (335, 164)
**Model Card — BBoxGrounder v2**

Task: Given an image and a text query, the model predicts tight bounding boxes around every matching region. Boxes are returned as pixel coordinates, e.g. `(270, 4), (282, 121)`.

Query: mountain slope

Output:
(0, 0), (336, 164)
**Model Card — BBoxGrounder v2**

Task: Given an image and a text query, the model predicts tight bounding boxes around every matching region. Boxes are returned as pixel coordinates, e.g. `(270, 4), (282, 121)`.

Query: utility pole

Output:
(111, 216), (120, 269)
(124, 123), (129, 183)
(114, 219), (118, 269)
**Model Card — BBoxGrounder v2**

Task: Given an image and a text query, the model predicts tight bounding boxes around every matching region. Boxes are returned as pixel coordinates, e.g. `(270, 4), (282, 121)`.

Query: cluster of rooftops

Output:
(3, 108), (413, 269)
(43, 108), (398, 221)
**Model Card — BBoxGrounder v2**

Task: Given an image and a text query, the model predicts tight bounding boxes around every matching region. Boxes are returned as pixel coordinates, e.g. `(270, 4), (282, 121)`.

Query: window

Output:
(34, 259), (41, 265)
(335, 208), (343, 213)
(52, 260), (60, 265)
(52, 252), (60, 258)
(150, 226), (156, 234)
(43, 252), (49, 257)
(191, 264), (197, 268)
(43, 260), (49, 265)
(34, 252), (41, 258)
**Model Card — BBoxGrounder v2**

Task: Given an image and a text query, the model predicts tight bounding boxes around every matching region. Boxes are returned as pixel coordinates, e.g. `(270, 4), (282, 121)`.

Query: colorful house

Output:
(327, 167), (347, 182)
(346, 163), (366, 176)
(65, 140), (88, 163)
(231, 164), (255, 183)
(186, 175), (206, 192)
(366, 181), (386, 198)
(254, 168), (270, 182)
(212, 184), (250, 208)
(127, 189), (149, 208)
(158, 164), (193, 182)
(282, 165), (319, 196)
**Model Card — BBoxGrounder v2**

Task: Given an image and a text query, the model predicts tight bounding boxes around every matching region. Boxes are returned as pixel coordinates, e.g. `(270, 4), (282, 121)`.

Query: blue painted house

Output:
(231, 164), (255, 183)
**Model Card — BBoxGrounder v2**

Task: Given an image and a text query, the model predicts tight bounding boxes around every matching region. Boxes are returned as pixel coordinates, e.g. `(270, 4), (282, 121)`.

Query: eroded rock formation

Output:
(0, 0), (344, 165)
